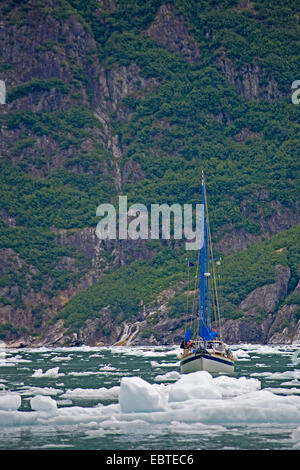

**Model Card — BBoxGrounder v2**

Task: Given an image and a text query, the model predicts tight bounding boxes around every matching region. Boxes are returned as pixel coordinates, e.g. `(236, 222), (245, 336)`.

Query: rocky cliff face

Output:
(217, 51), (285, 102)
(215, 201), (300, 254)
(1, 0), (299, 347)
(145, 4), (200, 64)
(7, 262), (300, 348)
(221, 265), (300, 344)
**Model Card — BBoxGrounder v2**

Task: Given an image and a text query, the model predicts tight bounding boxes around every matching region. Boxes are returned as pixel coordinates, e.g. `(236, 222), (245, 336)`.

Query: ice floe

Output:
(51, 355), (72, 362)
(18, 386), (64, 397)
(0, 394), (21, 411)
(154, 371), (181, 382)
(119, 377), (167, 413)
(151, 360), (178, 368)
(61, 386), (120, 401)
(1, 344), (300, 450)
(30, 395), (57, 412)
(291, 426), (300, 449)
(32, 367), (64, 378)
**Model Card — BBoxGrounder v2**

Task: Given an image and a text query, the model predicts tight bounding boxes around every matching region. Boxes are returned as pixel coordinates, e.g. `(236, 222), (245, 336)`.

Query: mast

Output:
(200, 170), (205, 340)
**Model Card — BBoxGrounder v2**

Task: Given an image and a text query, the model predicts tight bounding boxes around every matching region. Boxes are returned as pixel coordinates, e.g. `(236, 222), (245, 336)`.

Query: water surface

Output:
(0, 343), (299, 450)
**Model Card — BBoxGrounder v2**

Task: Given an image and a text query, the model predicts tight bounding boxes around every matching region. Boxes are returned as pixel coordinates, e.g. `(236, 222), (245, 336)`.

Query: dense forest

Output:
(0, 0), (299, 345)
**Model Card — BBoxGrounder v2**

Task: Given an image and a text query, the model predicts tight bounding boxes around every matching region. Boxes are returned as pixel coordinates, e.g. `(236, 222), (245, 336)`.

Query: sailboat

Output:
(178, 171), (235, 374)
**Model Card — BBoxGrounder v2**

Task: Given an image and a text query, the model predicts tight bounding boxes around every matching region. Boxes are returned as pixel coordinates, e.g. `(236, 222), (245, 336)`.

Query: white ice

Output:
(61, 386), (120, 401)
(119, 377), (167, 413)
(32, 367), (64, 378)
(30, 395), (57, 412)
(0, 393), (21, 410)
(1, 344), (300, 449)
(291, 426), (300, 449)
(0, 370), (299, 447)
(155, 371), (181, 382)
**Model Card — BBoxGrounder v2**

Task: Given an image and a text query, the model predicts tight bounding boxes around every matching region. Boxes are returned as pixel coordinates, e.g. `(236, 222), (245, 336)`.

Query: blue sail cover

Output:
(184, 328), (192, 343)
(200, 320), (218, 340)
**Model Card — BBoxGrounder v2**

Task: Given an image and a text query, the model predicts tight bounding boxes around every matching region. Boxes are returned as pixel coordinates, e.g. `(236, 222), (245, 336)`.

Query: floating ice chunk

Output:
(111, 346), (179, 358)
(68, 371), (101, 377)
(30, 395), (57, 412)
(168, 371), (222, 402)
(19, 386), (63, 397)
(151, 361), (161, 368)
(151, 360), (179, 368)
(155, 371), (181, 382)
(102, 365), (117, 371)
(234, 349), (250, 359)
(61, 386), (120, 400)
(255, 345), (284, 355)
(32, 367), (64, 378)
(85, 416), (152, 438)
(292, 349), (300, 366)
(264, 387), (300, 395)
(51, 356), (72, 362)
(251, 370), (300, 381)
(0, 394), (21, 410)
(168, 420), (226, 435)
(0, 354), (31, 367)
(291, 426), (300, 449)
(213, 375), (261, 398)
(119, 376), (167, 413)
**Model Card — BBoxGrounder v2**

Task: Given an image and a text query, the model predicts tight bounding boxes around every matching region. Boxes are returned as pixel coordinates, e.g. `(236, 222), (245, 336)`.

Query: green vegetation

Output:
(0, 0), (299, 338)
(0, 160), (114, 229)
(57, 247), (188, 331)
(285, 293), (300, 305)
(7, 78), (71, 103)
(0, 219), (89, 301)
(57, 226), (300, 331)
(295, 307), (300, 323)
(0, 323), (17, 340)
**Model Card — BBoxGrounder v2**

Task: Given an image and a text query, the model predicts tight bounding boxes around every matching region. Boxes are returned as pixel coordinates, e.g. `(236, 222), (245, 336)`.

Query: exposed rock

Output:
(0, 0), (299, 348)
(145, 3), (200, 63)
(221, 318), (264, 344)
(221, 265), (293, 344)
(5, 337), (33, 348)
(95, 64), (159, 124)
(93, 63), (159, 190)
(268, 280), (300, 344)
(1, 13), (96, 109)
(122, 159), (145, 185)
(97, 0), (118, 14)
(215, 201), (300, 254)
(32, 319), (67, 347)
(239, 265), (290, 316)
(232, 127), (263, 143)
(217, 51), (284, 101)
(206, 111), (232, 126)
(268, 304), (300, 344)
(233, 0), (257, 14)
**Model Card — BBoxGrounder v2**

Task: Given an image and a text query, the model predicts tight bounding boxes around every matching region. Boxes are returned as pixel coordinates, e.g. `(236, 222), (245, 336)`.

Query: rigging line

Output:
(186, 258), (192, 332)
(191, 257), (200, 337)
(210, 271), (216, 324)
(205, 214), (210, 327)
(216, 271), (224, 330)
(208, 225), (222, 336)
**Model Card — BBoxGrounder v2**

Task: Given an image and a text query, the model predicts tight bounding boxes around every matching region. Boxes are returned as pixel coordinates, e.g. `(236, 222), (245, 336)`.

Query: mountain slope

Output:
(0, 0), (299, 346)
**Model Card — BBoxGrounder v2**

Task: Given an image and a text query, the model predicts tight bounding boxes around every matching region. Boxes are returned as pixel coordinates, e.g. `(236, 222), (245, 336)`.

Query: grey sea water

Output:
(0, 343), (299, 450)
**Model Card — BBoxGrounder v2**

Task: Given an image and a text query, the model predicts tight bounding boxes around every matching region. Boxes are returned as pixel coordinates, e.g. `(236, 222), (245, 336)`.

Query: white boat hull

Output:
(180, 352), (234, 374)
